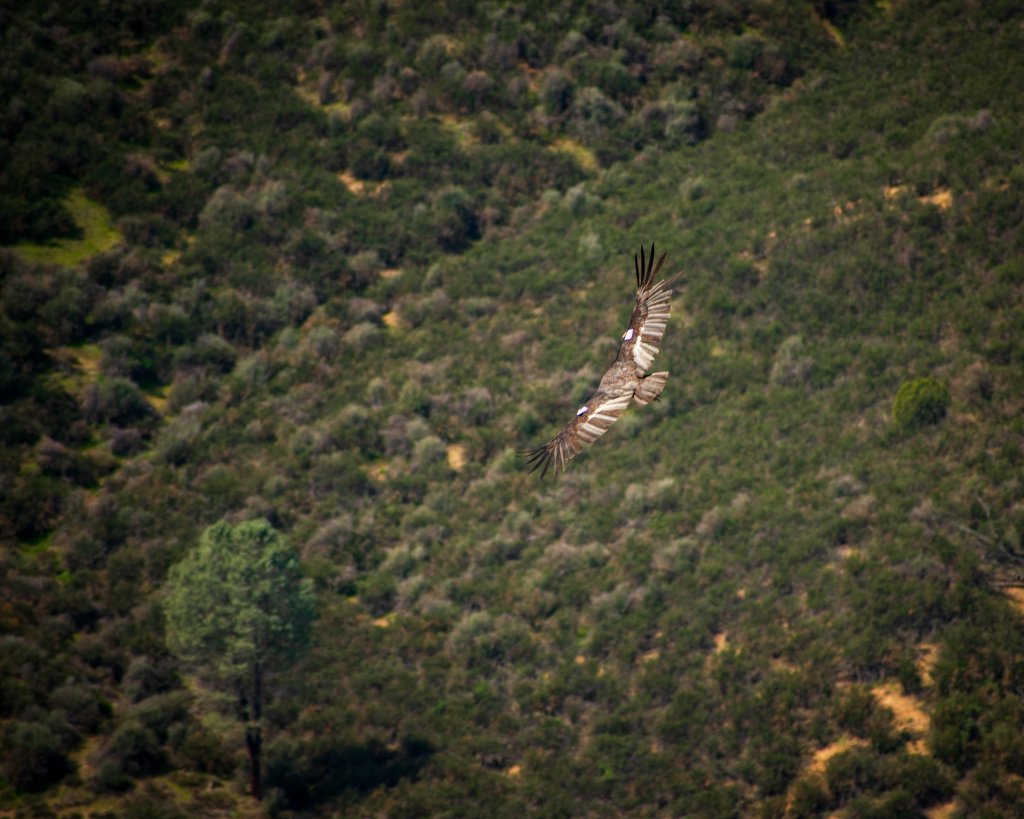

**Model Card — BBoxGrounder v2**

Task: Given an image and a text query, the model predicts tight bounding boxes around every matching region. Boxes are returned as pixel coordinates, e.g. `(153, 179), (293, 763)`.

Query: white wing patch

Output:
(631, 282), (673, 371)
(576, 405), (589, 416)
(577, 393), (633, 443)
(622, 328), (634, 341)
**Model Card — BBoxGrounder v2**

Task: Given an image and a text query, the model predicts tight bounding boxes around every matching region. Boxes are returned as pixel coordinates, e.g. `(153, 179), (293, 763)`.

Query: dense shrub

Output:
(50, 682), (109, 734)
(177, 724), (237, 776)
(101, 334), (158, 383)
(431, 186), (479, 252)
(929, 692), (985, 772)
(39, 283), (91, 343)
(350, 145), (392, 180)
(35, 436), (102, 485)
(726, 34), (765, 70)
(173, 333), (237, 373)
(122, 656), (183, 703)
(825, 747), (885, 805)
(132, 691), (190, 743)
(83, 377), (156, 426)
(541, 69), (574, 115)
(0, 637), (50, 715)
(93, 758), (133, 792)
(3, 469), (67, 540)
(109, 426), (147, 456)
(897, 754), (955, 808)
(892, 376), (950, 429)
(3, 0), (1024, 814)
(0, 718), (73, 791)
(102, 719), (166, 777)
(569, 86), (625, 143)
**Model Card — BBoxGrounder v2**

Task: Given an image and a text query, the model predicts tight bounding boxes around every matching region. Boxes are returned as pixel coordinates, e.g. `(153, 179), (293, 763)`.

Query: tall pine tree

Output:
(164, 519), (315, 800)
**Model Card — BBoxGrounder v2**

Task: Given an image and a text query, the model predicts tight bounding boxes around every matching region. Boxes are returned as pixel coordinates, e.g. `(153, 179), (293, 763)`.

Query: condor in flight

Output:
(525, 244), (678, 478)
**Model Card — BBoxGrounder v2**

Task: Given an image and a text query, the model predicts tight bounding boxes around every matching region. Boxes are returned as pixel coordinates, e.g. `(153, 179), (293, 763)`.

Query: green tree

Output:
(164, 519), (315, 800)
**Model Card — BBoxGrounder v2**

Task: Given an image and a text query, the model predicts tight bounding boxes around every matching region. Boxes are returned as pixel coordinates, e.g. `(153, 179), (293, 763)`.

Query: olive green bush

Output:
(892, 376), (950, 429)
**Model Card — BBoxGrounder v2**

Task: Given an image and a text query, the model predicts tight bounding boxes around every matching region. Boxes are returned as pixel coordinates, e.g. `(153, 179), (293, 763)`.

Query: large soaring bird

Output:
(525, 244), (678, 478)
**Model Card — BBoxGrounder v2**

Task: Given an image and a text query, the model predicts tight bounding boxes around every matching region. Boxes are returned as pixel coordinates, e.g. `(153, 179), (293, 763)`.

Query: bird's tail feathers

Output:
(633, 372), (669, 405)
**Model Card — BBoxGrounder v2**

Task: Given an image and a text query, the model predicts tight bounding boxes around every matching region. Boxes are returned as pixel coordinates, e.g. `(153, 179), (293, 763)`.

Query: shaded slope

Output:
(3, 1), (1024, 816)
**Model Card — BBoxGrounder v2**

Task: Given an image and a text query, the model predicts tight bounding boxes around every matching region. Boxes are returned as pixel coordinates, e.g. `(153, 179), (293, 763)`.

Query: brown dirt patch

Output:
(1003, 586), (1024, 615)
(446, 443), (466, 471)
(873, 681), (930, 754)
(919, 188), (953, 210)
(338, 171), (389, 197)
(924, 799), (958, 819)
(807, 735), (868, 776)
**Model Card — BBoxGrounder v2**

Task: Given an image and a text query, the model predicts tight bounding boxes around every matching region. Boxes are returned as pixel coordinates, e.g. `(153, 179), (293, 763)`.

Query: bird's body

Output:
(525, 244), (678, 478)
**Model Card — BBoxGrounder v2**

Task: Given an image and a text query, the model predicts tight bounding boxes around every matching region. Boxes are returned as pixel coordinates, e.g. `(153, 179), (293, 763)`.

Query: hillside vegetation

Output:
(3, 0), (1024, 816)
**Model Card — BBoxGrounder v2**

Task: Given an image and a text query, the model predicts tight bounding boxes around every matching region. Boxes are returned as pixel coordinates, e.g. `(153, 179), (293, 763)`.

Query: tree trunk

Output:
(247, 662), (263, 800)
(245, 721), (262, 800)
(238, 668), (263, 800)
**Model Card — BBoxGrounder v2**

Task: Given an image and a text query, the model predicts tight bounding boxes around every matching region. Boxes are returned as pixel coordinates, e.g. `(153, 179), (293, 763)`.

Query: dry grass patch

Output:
(551, 138), (599, 172)
(53, 344), (102, 397)
(884, 183), (909, 201)
(771, 657), (799, 674)
(820, 18), (845, 47)
(831, 199), (863, 223)
(704, 631), (730, 673)
(65, 344), (103, 377)
(784, 734), (868, 811)
(338, 171), (389, 197)
(292, 75), (352, 117)
(446, 443), (466, 471)
(917, 642), (940, 687)
(16, 189), (121, 267)
(835, 544), (865, 562)
(919, 188), (953, 210)
(924, 799), (959, 819)
(808, 735), (868, 776)
(1002, 586), (1024, 615)
(840, 493), (876, 521)
(144, 387), (169, 416)
(872, 681), (930, 754)
(883, 184), (953, 211)
(438, 114), (477, 148)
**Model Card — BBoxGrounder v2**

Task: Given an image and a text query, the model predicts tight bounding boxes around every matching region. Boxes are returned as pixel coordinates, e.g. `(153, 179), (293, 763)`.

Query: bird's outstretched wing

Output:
(525, 243), (678, 478)
(618, 243), (676, 372)
(523, 390), (633, 478)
